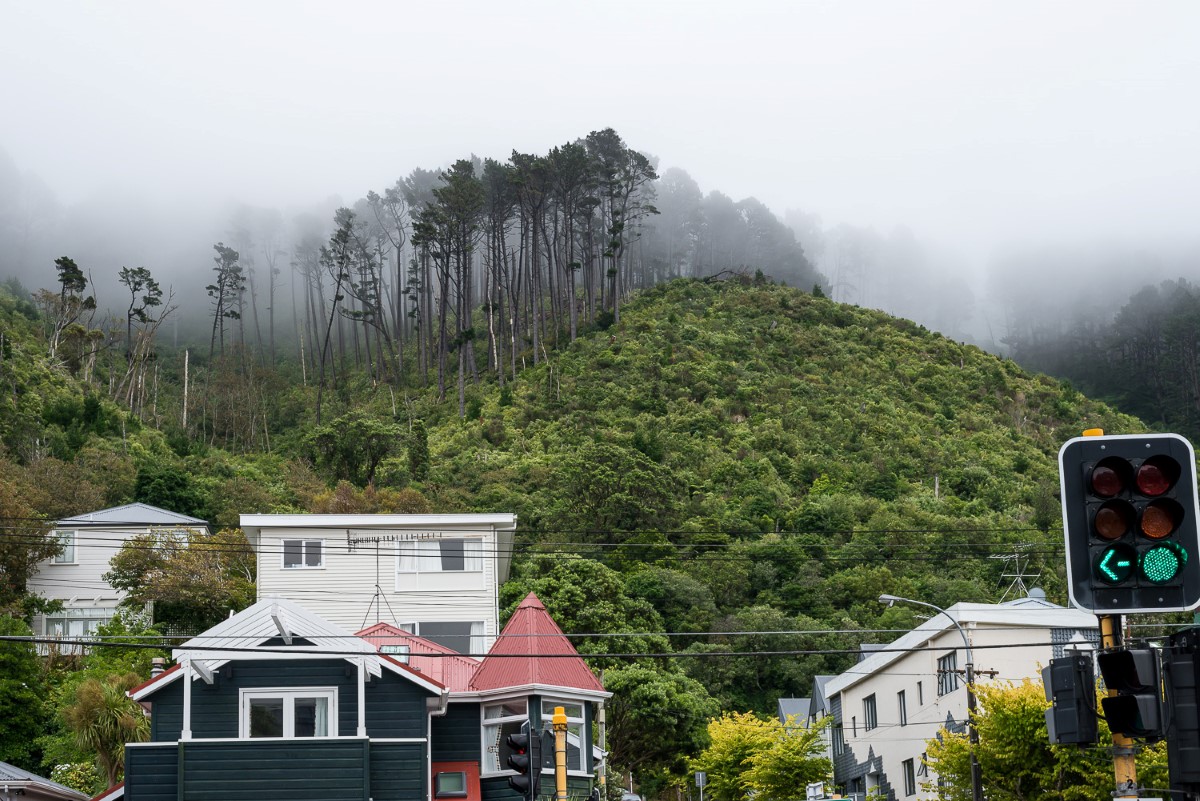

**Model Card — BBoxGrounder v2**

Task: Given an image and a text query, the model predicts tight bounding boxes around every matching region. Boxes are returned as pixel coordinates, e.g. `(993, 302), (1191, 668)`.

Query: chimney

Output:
(151, 657), (166, 677)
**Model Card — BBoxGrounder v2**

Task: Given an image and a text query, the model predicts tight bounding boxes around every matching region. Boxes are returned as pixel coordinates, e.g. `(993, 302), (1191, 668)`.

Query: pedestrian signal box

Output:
(1059, 433), (1200, 614)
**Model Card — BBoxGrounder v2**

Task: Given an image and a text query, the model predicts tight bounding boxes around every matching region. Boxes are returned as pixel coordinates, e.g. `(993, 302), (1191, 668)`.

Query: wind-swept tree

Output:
(412, 160), (485, 411)
(206, 243), (245, 359)
(35, 256), (96, 361)
(585, 128), (659, 323)
(315, 209), (355, 424)
(117, 266), (161, 364)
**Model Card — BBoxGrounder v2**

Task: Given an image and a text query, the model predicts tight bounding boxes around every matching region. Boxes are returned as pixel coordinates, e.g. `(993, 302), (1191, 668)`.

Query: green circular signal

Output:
(1140, 542), (1188, 584)
(1094, 543), (1137, 584)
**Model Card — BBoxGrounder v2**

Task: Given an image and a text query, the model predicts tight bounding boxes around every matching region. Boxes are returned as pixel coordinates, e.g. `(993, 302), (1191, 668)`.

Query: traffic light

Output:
(1042, 653), (1098, 744)
(1059, 432), (1200, 613)
(1097, 646), (1164, 739)
(1164, 627), (1200, 788)
(506, 721), (541, 801)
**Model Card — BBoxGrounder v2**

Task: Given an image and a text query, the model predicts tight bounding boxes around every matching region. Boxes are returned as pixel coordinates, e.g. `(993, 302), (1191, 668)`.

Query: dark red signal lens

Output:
(1091, 465), (1125, 497)
(1137, 456), (1180, 497)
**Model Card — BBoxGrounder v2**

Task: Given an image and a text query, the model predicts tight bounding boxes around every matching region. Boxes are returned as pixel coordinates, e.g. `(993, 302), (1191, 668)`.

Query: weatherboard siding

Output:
(432, 702), (481, 761)
(370, 741), (428, 801)
(254, 525), (500, 642)
(180, 739), (369, 801)
(124, 743), (179, 801)
(144, 659), (434, 741)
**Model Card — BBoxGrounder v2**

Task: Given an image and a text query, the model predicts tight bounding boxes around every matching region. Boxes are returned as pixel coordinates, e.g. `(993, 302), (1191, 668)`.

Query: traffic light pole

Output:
(553, 705), (568, 801)
(1102, 614), (1139, 799)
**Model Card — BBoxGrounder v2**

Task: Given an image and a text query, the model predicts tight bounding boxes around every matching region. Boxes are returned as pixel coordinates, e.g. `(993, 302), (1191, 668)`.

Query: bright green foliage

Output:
(308, 410), (404, 486)
(603, 664), (719, 786)
(408, 419), (430, 481)
(63, 672), (150, 789)
(924, 679), (1167, 801)
(500, 553), (669, 668)
(133, 461), (206, 519)
(39, 612), (165, 788)
(0, 616), (47, 770)
(550, 441), (681, 534)
(690, 711), (830, 801)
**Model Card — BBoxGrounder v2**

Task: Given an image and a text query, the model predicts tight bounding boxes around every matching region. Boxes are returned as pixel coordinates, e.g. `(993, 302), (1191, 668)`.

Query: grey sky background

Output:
(2, 1), (1198, 276)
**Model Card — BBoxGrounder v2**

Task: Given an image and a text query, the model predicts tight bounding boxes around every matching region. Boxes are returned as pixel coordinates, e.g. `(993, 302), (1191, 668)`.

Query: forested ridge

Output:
(0, 129), (1160, 795)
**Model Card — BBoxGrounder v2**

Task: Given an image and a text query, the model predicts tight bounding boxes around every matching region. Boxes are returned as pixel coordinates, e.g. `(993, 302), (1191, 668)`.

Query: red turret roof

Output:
(469, 593), (604, 692)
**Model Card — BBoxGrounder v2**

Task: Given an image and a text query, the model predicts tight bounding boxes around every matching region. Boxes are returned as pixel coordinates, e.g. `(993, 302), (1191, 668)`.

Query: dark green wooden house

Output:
(112, 594), (609, 801)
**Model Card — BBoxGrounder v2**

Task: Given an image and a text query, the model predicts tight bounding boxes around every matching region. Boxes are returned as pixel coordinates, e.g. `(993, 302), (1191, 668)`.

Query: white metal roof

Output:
(824, 596), (1098, 697)
(239, 513), (517, 538)
(58, 502), (207, 527)
(131, 596), (446, 699)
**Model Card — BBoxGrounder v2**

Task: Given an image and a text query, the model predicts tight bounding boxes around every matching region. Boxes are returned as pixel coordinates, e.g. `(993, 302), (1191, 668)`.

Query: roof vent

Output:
(1027, 587), (1047, 601)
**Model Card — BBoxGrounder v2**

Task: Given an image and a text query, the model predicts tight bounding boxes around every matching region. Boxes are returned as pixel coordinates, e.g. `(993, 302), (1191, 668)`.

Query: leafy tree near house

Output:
(63, 672), (149, 789)
(690, 711), (830, 801)
(0, 615), (47, 770)
(105, 529), (255, 632)
(924, 679), (1167, 801)
(603, 663), (718, 792)
(39, 611), (165, 794)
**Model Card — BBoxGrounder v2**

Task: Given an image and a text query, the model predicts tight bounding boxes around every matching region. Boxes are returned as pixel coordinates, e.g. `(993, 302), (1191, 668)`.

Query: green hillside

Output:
(0, 274), (1149, 786)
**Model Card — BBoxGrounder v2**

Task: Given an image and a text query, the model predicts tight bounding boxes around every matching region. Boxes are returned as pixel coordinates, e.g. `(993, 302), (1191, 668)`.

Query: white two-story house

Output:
(239, 513), (518, 654)
(27, 502), (209, 640)
(824, 589), (1098, 800)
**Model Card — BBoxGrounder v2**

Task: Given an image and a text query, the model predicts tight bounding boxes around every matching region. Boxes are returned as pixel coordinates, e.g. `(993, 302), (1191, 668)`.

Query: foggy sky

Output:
(3, 0), (1199, 273)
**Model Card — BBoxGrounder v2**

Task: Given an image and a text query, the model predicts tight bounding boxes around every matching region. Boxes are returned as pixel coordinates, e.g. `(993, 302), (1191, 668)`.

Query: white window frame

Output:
(239, 687), (337, 739)
(282, 539), (324, 569)
(481, 699), (529, 776)
(44, 606), (114, 639)
(397, 538), (484, 574)
(52, 530), (77, 564)
(542, 699), (586, 774)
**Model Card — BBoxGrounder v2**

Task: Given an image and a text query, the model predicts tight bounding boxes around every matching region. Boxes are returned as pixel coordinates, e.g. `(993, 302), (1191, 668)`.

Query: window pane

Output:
(436, 772), (467, 796)
(542, 701), (584, 719)
(250, 699), (285, 737)
(440, 539), (466, 571)
(304, 541), (322, 567)
(420, 621), (474, 653)
(54, 531), (75, 563)
(283, 540), (302, 568)
(485, 700), (527, 719)
(294, 697), (329, 737)
(491, 719), (526, 772)
(464, 539), (483, 571)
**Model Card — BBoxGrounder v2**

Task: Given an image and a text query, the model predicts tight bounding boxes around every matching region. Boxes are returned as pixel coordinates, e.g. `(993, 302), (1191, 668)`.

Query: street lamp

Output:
(880, 594), (983, 801)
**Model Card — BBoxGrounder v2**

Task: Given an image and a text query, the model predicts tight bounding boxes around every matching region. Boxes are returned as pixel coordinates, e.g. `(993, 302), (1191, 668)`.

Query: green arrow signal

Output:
(1096, 544), (1136, 584)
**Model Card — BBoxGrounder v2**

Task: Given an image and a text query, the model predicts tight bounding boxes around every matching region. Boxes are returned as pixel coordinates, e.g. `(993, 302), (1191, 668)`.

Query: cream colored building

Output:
(28, 503), (209, 641)
(240, 513), (517, 654)
(824, 591), (1097, 800)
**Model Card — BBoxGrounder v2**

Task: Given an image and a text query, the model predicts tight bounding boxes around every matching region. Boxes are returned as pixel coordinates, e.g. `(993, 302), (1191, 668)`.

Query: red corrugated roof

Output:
(356, 623), (479, 692)
(469, 593), (604, 692)
(126, 664), (180, 698)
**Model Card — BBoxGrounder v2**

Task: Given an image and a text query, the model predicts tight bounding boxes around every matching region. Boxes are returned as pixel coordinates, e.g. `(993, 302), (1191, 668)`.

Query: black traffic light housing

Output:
(1059, 432), (1200, 613)
(1042, 653), (1098, 744)
(1097, 646), (1164, 739)
(1164, 627), (1200, 789)
(506, 721), (542, 801)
